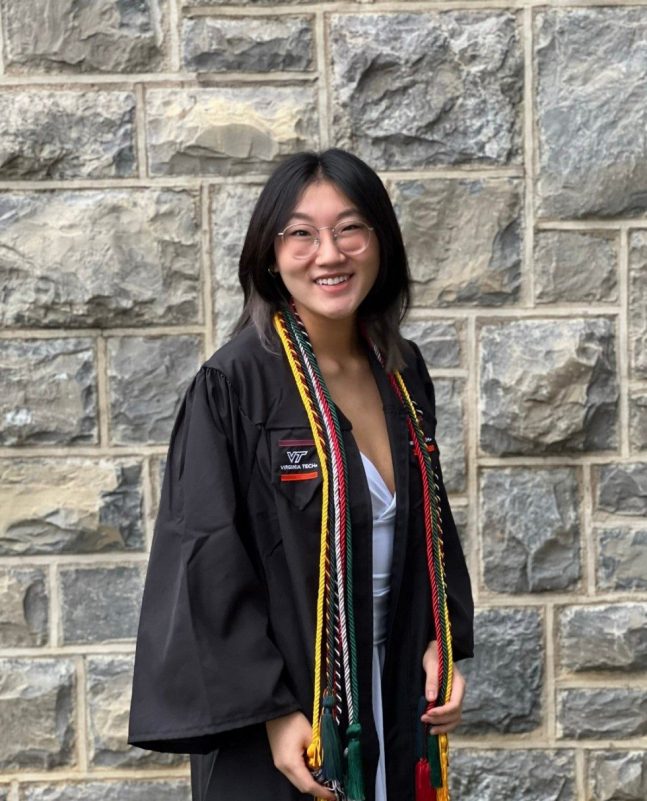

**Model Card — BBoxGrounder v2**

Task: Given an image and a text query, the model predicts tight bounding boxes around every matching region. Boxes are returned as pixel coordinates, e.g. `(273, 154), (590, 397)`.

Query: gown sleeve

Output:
(128, 365), (301, 754)
(409, 341), (475, 662)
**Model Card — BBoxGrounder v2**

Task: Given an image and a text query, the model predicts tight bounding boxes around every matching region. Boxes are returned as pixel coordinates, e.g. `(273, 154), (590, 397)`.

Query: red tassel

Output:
(415, 758), (436, 801)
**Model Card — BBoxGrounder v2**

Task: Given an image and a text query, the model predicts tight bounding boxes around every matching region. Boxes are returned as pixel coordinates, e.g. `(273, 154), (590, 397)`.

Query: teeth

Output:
(316, 275), (350, 286)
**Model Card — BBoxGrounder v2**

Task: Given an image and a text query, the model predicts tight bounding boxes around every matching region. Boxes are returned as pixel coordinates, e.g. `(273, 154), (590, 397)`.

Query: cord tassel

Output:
(345, 722), (365, 801)
(320, 695), (343, 783)
(415, 758), (436, 801)
(427, 732), (443, 789)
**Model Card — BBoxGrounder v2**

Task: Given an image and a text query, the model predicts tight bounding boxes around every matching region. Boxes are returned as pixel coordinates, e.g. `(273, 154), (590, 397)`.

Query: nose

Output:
(315, 228), (346, 265)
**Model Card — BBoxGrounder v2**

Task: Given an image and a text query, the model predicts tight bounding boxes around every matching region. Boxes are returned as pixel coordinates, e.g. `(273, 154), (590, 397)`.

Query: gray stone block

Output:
(59, 566), (144, 644)
(0, 91), (135, 179)
(588, 751), (647, 801)
(434, 378), (466, 493)
(0, 658), (75, 769)
(629, 232), (647, 378)
(594, 463), (647, 516)
(558, 604), (647, 672)
(330, 12), (522, 168)
(629, 391), (647, 451)
(2, 0), (168, 74)
(0, 338), (97, 446)
(536, 9), (647, 218)
(597, 528), (647, 591)
(557, 689), (647, 739)
(534, 231), (618, 304)
(388, 178), (522, 306)
(459, 607), (543, 733)
(400, 320), (463, 369)
(479, 318), (618, 455)
(0, 190), (202, 329)
(0, 787), (7, 801)
(480, 467), (581, 593)
(107, 336), (203, 444)
(20, 780), (191, 801)
(0, 458), (145, 556)
(146, 86), (319, 177)
(0, 567), (48, 647)
(182, 16), (314, 72)
(211, 182), (263, 344)
(185, 0), (309, 4)
(451, 749), (576, 801)
(86, 656), (184, 768)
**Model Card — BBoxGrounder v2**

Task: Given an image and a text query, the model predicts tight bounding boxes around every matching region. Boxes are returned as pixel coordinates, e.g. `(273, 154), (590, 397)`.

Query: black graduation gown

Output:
(128, 324), (474, 801)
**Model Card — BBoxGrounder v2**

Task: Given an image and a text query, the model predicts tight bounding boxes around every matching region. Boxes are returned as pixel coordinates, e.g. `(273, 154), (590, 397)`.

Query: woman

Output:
(128, 148), (474, 801)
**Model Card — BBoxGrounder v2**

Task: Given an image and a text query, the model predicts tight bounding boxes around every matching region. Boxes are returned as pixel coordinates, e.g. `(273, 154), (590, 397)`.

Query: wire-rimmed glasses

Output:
(276, 220), (374, 260)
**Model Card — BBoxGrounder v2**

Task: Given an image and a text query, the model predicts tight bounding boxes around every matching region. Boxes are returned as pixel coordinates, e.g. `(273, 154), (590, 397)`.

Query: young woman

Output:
(128, 149), (474, 801)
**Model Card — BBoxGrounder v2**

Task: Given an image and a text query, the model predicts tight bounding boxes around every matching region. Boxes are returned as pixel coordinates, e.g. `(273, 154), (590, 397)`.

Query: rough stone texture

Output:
(86, 656), (183, 767)
(185, 0), (309, 4)
(597, 528), (647, 591)
(211, 182), (262, 344)
(0, 91), (135, 179)
(0, 658), (75, 769)
(20, 781), (191, 801)
(2, 0), (167, 74)
(59, 566), (144, 644)
(451, 749), (576, 801)
(330, 13), (522, 168)
(459, 608), (543, 734)
(182, 16), (314, 72)
(0, 338), (97, 446)
(629, 390), (647, 451)
(0, 568), (48, 648)
(629, 231), (647, 378)
(534, 231), (618, 304)
(400, 320), (463, 369)
(146, 86), (319, 177)
(107, 336), (203, 444)
(588, 751), (647, 801)
(0, 190), (201, 329)
(434, 378), (466, 493)
(557, 604), (647, 672)
(0, 788), (7, 801)
(479, 318), (619, 455)
(480, 467), (581, 593)
(594, 463), (647, 516)
(451, 504), (470, 558)
(388, 178), (522, 306)
(536, 9), (647, 218)
(557, 689), (647, 739)
(0, 459), (144, 556)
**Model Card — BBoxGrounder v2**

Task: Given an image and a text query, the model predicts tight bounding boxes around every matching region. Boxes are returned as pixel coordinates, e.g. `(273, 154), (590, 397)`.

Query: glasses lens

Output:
(335, 221), (371, 255)
(281, 223), (318, 259)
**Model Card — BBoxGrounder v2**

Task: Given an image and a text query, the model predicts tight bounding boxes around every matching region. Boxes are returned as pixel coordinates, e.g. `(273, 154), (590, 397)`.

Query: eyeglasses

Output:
(276, 220), (374, 260)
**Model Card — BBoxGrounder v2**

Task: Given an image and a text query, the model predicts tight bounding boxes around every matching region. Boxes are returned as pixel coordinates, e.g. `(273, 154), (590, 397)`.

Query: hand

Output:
(266, 711), (336, 801)
(421, 640), (466, 734)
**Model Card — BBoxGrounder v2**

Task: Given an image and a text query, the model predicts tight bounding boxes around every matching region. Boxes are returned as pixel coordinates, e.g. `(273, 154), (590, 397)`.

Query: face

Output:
(273, 180), (380, 326)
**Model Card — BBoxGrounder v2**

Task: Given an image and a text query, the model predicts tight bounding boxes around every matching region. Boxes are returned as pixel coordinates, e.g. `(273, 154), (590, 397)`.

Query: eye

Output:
(285, 225), (316, 238)
(337, 221), (364, 234)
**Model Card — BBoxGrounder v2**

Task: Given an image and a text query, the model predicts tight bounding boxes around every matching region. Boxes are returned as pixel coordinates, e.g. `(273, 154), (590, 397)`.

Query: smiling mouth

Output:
(314, 274), (351, 286)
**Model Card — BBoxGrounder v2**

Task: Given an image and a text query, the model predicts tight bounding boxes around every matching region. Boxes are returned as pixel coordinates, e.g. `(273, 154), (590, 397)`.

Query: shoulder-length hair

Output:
(231, 148), (411, 371)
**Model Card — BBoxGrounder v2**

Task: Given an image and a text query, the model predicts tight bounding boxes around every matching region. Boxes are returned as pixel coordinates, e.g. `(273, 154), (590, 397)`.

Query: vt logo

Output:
(287, 450), (308, 464)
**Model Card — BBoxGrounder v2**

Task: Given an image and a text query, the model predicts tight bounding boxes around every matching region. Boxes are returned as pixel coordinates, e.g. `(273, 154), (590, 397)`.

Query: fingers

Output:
(422, 641), (439, 704)
(421, 664), (466, 734)
(272, 754), (335, 801)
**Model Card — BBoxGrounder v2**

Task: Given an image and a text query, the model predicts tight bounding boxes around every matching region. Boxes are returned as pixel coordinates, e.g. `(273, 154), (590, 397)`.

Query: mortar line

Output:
(134, 84), (148, 179)
(0, 445), (168, 458)
(200, 184), (215, 356)
(575, 750), (587, 801)
(544, 604), (556, 745)
(315, 10), (331, 149)
(618, 229), (630, 457)
(2, 768), (190, 784)
(0, 325), (205, 338)
(0, 554), (149, 568)
(0, 0), (6, 76)
(8, 781), (18, 801)
(0, 643), (137, 658)
(142, 456), (156, 553)
(582, 463), (596, 597)
(96, 335), (110, 448)
(75, 655), (89, 773)
(48, 563), (61, 649)
(522, 5), (535, 307)
(168, 0), (182, 73)
(466, 316), (481, 603)
(0, 71), (315, 87)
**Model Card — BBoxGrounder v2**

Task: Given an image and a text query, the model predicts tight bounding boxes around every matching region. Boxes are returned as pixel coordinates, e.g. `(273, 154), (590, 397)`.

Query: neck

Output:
(292, 302), (364, 363)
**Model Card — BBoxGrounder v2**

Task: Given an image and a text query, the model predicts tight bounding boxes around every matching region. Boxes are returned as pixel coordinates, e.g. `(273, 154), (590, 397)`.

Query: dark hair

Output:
(231, 148), (411, 370)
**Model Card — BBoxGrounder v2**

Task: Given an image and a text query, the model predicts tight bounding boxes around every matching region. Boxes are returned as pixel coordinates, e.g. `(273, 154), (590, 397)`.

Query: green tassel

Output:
(427, 732), (443, 789)
(345, 722), (365, 801)
(321, 695), (343, 782)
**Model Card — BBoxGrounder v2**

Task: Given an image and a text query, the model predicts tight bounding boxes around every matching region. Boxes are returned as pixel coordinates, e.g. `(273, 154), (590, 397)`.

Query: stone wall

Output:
(0, 2), (645, 800)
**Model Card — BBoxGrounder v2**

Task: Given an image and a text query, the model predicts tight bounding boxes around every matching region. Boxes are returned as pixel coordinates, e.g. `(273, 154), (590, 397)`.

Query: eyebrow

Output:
(288, 208), (361, 222)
